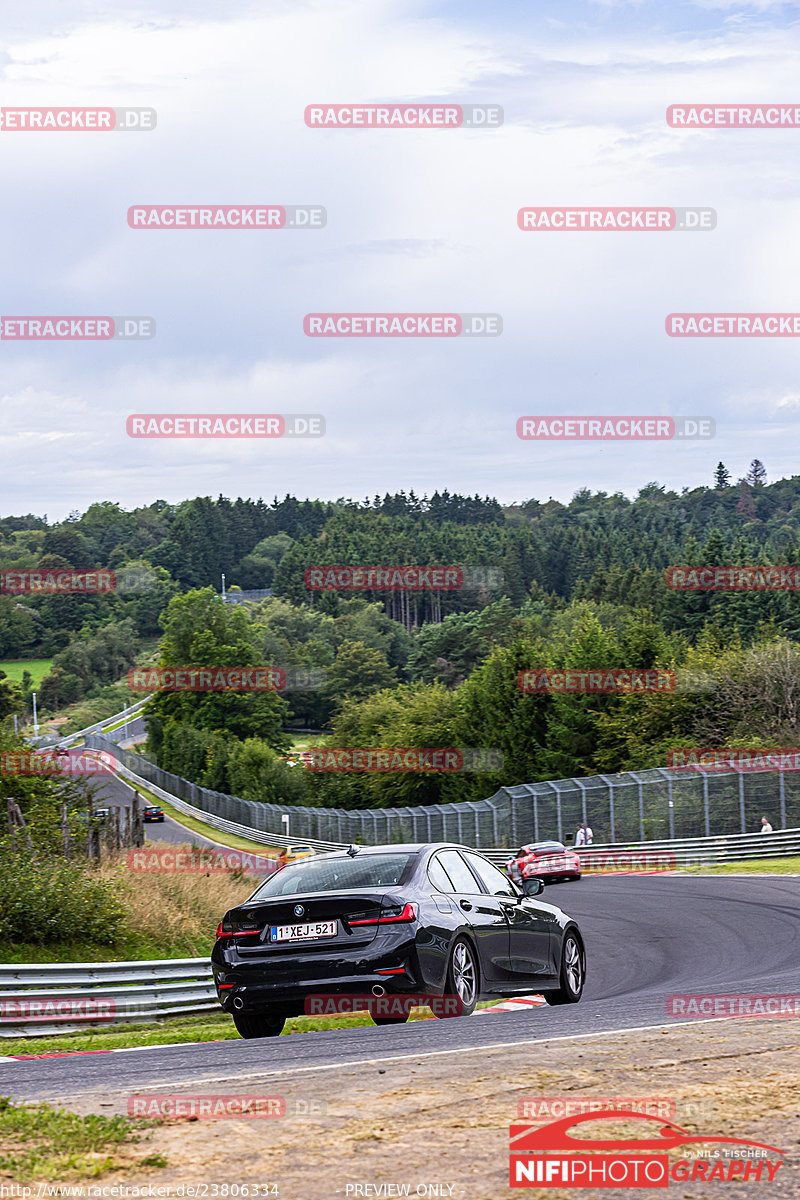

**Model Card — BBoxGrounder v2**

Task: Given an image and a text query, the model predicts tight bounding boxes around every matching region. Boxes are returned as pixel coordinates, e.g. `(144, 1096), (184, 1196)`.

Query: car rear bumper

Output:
(212, 933), (434, 1013)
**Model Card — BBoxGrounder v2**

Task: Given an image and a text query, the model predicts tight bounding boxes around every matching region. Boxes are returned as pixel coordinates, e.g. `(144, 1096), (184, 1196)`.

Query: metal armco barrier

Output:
(0, 958), (216, 1038)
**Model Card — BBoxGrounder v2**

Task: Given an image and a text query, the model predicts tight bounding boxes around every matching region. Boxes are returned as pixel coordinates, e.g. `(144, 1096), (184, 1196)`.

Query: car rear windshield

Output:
(249, 853), (415, 898)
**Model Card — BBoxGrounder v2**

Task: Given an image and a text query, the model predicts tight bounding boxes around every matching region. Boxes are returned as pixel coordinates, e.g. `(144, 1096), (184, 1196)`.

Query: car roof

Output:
(312, 842), (480, 859)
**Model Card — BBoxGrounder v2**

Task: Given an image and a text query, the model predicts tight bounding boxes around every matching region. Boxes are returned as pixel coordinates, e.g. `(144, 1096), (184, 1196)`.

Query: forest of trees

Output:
(5, 462), (800, 809)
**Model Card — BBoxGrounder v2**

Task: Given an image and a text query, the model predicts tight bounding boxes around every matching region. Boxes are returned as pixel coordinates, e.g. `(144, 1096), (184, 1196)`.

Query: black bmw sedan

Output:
(212, 842), (586, 1038)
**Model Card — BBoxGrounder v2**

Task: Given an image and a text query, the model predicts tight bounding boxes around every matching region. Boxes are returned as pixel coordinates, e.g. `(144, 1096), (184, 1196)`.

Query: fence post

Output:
(668, 777), (674, 840)
(738, 770), (746, 833)
(132, 790), (143, 848)
(703, 773), (710, 837)
(779, 769), (786, 829)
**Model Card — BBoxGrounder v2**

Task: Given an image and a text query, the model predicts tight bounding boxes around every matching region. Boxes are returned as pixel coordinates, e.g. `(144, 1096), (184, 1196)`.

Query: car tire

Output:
(544, 931), (585, 1005)
(437, 937), (478, 1018)
(232, 1009), (286, 1039)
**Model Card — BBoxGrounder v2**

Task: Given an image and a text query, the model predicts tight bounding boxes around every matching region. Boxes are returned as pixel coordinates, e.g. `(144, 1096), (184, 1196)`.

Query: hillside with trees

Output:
(4, 461), (800, 808)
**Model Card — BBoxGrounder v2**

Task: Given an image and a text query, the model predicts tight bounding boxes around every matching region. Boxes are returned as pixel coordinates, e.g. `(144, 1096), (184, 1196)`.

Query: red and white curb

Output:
(476, 996), (546, 1014)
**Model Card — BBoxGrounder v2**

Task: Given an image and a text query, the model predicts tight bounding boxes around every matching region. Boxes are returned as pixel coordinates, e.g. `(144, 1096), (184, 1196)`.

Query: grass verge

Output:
(683, 855), (800, 875)
(0, 1003), (500, 1059)
(0, 1096), (160, 1182)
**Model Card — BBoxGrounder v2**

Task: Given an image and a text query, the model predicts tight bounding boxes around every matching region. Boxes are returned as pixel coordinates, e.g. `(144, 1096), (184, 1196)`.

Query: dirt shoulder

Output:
(20, 1018), (799, 1199)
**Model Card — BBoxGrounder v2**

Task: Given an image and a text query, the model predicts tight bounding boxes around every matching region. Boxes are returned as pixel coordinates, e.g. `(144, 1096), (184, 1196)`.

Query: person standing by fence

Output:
(575, 822), (593, 846)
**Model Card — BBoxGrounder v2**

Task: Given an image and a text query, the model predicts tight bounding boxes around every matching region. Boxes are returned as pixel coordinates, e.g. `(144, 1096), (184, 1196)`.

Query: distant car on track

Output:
(278, 843), (316, 867)
(506, 841), (582, 885)
(212, 841), (585, 1039)
(143, 805), (165, 822)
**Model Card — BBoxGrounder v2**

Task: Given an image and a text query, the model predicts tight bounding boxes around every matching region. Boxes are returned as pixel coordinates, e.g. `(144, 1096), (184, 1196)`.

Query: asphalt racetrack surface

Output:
(2, 875), (799, 1103)
(91, 765), (236, 852)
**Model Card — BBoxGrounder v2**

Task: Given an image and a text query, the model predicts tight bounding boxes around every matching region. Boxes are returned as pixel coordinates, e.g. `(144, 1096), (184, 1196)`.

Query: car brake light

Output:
(379, 902), (417, 923)
(350, 902), (417, 926)
(216, 920), (261, 938)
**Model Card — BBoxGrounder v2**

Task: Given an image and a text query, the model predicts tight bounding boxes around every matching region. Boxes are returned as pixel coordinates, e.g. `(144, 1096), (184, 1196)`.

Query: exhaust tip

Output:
(233, 996), (244, 1010)
(372, 984), (386, 997)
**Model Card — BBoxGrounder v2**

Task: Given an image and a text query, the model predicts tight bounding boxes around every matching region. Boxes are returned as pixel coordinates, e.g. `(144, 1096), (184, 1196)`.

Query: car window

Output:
(463, 851), (517, 896)
(427, 854), (457, 893)
(437, 849), (482, 894)
(250, 852), (414, 898)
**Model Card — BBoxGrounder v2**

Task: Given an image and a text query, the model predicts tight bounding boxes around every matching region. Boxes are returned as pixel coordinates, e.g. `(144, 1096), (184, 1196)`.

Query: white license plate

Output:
(270, 920), (337, 942)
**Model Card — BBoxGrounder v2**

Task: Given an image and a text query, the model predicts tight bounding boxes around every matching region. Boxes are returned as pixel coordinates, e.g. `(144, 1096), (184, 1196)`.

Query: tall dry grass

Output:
(97, 848), (261, 956)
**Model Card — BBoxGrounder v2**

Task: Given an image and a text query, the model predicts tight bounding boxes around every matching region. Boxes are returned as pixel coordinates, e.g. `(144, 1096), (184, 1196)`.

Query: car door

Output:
(462, 850), (556, 980)
(435, 849), (509, 986)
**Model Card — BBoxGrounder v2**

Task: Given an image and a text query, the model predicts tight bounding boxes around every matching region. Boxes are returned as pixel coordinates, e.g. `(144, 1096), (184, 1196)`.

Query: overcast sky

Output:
(3, 0), (800, 521)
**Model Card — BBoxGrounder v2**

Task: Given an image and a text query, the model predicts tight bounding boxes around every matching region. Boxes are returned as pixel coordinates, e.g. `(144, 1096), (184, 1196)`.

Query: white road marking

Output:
(11, 1014), (770, 1093)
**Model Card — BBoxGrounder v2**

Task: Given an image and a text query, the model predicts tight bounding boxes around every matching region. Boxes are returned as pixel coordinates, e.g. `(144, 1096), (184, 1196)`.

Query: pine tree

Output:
(714, 463), (730, 489)
(746, 459), (767, 487)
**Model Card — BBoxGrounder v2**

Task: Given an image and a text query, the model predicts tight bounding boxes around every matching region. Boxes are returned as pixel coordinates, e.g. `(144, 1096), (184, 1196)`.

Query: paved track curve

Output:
(2, 875), (798, 1102)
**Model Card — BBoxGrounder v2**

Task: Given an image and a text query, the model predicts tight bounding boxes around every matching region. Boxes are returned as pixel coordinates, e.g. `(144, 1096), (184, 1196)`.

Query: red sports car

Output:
(505, 840), (582, 885)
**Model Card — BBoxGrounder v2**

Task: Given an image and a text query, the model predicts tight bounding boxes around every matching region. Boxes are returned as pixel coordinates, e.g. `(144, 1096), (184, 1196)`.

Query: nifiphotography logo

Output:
(509, 1111), (784, 1187)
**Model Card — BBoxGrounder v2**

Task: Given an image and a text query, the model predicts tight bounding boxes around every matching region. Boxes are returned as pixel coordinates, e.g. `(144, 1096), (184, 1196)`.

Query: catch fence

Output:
(85, 736), (800, 848)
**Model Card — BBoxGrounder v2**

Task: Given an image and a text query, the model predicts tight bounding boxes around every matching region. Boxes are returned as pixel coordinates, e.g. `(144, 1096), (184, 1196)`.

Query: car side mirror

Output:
(522, 877), (544, 897)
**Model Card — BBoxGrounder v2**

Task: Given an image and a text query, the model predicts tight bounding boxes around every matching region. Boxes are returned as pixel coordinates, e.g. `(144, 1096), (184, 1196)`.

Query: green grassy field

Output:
(0, 659), (53, 687)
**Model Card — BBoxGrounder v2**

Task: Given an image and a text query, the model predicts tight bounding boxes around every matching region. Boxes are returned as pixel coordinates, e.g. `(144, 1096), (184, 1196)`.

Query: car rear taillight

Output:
(379, 902), (417, 923)
(350, 902), (417, 927)
(216, 920), (261, 939)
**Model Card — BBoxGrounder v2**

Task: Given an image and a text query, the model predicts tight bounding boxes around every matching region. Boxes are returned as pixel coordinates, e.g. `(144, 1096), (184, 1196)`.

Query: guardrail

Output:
(481, 826), (800, 869)
(57, 700), (149, 748)
(0, 958), (216, 1038)
(24, 700), (149, 750)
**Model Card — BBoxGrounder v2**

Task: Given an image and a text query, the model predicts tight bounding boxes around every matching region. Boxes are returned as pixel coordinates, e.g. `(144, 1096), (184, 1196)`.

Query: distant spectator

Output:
(760, 816), (773, 834)
(575, 822), (593, 846)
